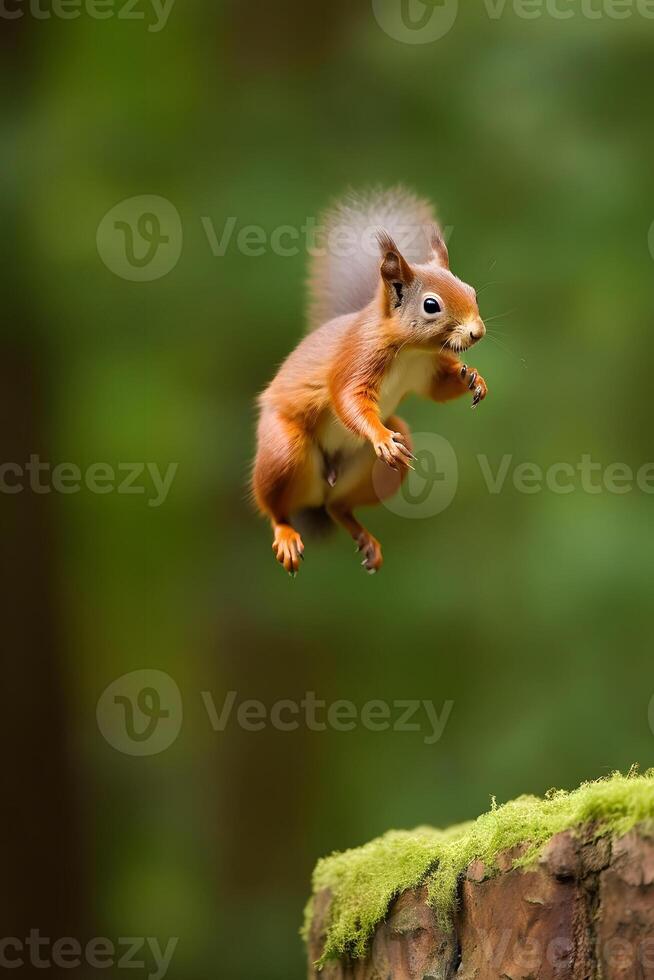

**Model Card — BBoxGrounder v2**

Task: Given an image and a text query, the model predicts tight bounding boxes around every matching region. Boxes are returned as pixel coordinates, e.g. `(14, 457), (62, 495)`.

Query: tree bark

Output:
(307, 825), (654, 979)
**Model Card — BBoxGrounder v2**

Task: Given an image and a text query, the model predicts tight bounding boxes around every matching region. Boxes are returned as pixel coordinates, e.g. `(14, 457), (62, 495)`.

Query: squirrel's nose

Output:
(469, 320), (486, 342)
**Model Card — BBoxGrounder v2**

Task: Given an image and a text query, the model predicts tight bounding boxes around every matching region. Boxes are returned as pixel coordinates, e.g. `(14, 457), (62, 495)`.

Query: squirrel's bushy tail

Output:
(307, 186), (437, 329)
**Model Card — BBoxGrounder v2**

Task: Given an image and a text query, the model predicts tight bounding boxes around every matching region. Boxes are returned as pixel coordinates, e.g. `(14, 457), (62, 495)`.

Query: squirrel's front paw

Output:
(460, 365), (488, 408)
(374, 429), (415, 471)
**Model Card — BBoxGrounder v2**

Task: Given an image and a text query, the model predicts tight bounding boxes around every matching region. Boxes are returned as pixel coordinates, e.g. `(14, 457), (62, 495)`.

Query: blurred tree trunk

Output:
(0, 338), (87, 944)
(225, 0), (362, 69)
(0, 16), (86, 947)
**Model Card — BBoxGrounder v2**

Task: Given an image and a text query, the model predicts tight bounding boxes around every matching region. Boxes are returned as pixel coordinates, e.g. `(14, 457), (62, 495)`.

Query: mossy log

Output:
(305, 775), (654, 979)
(307, 825), (654, 979)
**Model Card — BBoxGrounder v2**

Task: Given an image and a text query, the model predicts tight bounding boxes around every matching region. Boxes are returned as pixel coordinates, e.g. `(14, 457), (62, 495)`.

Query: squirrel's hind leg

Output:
(327, 414), (411, 574)
(252, 410), (320, 575)
(327, 504), (383, 575)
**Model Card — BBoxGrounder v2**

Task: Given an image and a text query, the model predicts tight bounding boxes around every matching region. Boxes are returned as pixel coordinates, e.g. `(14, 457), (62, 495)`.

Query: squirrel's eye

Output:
(423, 297), (441, 315)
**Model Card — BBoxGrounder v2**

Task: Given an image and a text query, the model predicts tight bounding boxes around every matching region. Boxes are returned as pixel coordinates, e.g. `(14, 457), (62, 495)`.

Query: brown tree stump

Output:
(307, 825), (654, 979)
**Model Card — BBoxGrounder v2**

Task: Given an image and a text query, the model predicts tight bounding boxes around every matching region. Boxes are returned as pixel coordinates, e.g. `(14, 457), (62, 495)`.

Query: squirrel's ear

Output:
(377, 231), (415, 312)
(429, 226), (450, 270)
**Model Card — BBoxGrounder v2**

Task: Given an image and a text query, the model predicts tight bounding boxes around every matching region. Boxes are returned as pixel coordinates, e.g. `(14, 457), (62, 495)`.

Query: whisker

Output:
(485, 333), (511, 353)
(483, 309), (516, 324)
(476, 280), (504, 296)
(484, 332), (526, 366)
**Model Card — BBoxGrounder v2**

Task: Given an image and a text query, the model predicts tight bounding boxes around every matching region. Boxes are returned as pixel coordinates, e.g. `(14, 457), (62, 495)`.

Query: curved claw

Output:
(272, 527), (305, 574)
(356, 533), (383, 574)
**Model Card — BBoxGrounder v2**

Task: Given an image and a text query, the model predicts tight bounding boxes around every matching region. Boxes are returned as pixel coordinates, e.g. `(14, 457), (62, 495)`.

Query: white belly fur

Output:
(302, 350), (434, 508)
(377, 349), (434, 419)
(318, 349), (434, 456)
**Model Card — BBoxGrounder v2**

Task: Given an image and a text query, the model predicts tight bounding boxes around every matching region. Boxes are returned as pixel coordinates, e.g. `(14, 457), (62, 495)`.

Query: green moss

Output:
(305, 770), (654, 968)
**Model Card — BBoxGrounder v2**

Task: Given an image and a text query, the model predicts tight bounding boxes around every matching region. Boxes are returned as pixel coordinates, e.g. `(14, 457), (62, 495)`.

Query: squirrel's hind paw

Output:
(356, 532), (383, 575)
(272, 526), (305, 576)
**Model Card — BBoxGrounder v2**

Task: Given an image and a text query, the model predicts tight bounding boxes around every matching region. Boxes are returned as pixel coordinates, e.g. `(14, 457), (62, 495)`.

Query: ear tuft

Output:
(377, 229), (415, 290)
(376, 229), (399, 257)
(429, 225), (450, 269)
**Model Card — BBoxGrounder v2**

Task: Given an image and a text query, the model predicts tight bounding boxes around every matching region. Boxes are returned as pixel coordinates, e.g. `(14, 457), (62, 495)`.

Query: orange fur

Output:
(430, 353), (489, 404)
(252, 189), (488, 575)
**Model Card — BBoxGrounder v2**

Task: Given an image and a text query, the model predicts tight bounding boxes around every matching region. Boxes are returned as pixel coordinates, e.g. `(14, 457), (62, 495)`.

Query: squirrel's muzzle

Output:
(466, 318), (486, 346)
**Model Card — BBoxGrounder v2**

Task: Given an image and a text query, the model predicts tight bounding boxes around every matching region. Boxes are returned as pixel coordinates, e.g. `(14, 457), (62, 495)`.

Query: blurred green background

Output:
(2, 0), (653, 976)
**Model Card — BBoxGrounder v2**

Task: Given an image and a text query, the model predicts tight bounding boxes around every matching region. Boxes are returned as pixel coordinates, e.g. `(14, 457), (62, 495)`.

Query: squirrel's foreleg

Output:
(331, 375), (414, 472)
(430, 356), (488, 408)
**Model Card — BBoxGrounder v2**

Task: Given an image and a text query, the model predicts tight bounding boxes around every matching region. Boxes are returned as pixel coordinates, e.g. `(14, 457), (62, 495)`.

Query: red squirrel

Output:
(252, 187), (488, 575)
